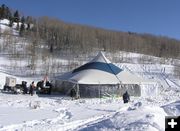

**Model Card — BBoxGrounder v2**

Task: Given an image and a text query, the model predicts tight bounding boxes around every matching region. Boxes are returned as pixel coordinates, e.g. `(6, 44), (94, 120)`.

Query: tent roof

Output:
(56, 52), (155, 85)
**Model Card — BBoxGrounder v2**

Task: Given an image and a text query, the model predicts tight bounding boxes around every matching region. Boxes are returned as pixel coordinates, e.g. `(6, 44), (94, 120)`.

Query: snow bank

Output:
(79, 102), (167, 131)
(162, 101), (180, 116)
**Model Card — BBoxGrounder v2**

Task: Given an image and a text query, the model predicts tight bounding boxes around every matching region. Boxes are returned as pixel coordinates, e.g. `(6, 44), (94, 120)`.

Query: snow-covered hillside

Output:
(0, 19), (19, 36)
(0, 20), (180, 131)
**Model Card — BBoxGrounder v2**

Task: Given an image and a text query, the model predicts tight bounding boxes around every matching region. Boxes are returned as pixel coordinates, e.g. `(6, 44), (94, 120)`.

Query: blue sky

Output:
(0, 0), (180, 40)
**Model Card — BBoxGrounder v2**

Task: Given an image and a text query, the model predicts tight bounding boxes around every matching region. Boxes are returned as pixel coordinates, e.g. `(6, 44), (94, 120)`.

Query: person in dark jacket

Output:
(123, 91), (130, 103)
(22, 81), (28, 94)
(29, 81), (35, 96)
(70, 88), (76, 100)
(46, 81), (52, 95)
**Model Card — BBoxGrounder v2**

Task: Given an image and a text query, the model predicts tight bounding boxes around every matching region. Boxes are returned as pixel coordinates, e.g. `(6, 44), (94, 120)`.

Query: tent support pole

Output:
(98, 82), (101, 102)
(99, 86), (100, 99)
(76, 83), (80, 99)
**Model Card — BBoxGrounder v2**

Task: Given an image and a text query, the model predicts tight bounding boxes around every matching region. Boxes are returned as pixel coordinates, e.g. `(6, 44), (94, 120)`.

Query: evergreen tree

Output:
(9, 16), (13, 27)
(21, 16), (25, 23)
(5, 7), (11, 19)
(27, 23), (31, 30)
(26, 16), (33, 30)
(1, 4), (6, 18)
(16, 22), (19, 30)
(0, 4), (11, 20)
(0, 7), (2, 19)
(14, 10), (20, 22)
(19, 22), (25, 36)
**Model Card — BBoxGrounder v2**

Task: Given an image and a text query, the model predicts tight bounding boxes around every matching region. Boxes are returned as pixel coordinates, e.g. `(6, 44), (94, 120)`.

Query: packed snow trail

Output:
(0, 93), (124, 131)
(75, 102), (167, 131)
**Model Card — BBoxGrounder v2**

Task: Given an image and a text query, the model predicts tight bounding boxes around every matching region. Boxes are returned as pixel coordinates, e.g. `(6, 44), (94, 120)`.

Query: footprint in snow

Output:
(128, 102), (142, 111)
(54, 108), (72, 119)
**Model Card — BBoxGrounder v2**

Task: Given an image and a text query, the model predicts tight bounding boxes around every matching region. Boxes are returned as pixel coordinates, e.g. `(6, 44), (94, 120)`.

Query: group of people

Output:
(3, 80), (36, 95)
(24, 75), (52, 96)
(21, 81), (36, 96)
(23, 80), (53, 96)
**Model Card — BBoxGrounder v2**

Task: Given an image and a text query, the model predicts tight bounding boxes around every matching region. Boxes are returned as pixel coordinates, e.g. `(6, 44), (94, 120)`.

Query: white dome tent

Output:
(55, 52), (158, 98)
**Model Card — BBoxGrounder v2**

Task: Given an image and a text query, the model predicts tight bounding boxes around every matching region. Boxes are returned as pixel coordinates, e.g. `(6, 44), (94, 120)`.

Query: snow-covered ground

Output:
(0, 19), (180, 131)
(0, 86), (180, 131)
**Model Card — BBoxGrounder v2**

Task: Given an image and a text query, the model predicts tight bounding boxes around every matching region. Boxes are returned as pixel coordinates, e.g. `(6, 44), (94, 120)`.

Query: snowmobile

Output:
(2, 77), (27, 94)
(36, 80), (52, 94)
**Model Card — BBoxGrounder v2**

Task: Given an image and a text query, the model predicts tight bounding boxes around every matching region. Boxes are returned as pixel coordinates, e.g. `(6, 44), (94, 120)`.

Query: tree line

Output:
(28, 16), (180, 59)
(1, 4), (180, 59)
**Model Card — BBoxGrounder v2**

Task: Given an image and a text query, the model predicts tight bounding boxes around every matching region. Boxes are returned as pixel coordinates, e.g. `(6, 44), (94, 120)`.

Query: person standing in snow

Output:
(70, 88), (76, 100)
(22, 81), (28, 94)
(29, 81), (35, 96)
(123, 91), (130, 103)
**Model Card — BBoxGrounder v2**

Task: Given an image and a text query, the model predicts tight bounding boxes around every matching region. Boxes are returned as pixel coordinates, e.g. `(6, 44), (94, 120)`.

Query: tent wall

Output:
(54, 80), (74, 93)
(79, 84), (141, 98)
(55, 80), (141, 97)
